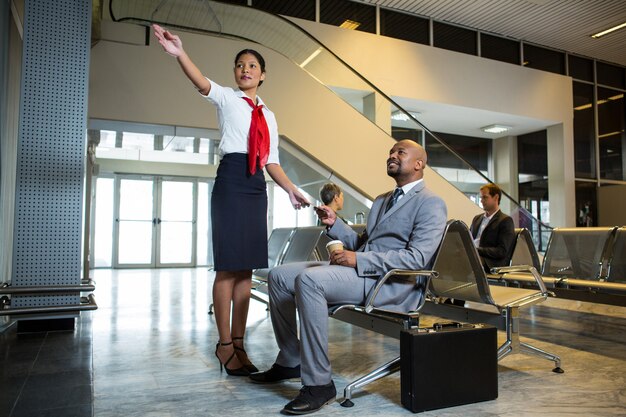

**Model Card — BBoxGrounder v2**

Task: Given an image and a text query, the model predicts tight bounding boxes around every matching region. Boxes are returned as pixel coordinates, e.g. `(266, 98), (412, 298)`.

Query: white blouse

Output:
(201, 79), (280, 165)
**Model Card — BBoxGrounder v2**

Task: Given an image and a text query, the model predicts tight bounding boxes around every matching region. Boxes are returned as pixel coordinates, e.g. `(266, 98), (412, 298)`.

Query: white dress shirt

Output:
(395, 178), (424, 203)
(473, 210), (497, 247)
(201, 79), (280, 165)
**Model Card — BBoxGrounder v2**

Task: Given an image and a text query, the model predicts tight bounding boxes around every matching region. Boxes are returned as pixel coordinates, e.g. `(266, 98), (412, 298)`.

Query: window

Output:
(433, 21), (477, 56)
(598, 87), (625, 180)
(122, 132), (154, 150)
(573, 82), (596, 178)
(320, 0), (376, 34)
(569, 55), (594, 82)
(523, 44), (565, 74)
(575, 181), (597, 227)
(162, 136), (195, 153)
(597, 62), (626, 90)
(429, 132), (490, 172)
(380, 8), (429, 45)
(518, 130), (548, 177)
(480, 33), (520, 65)
(99, 130), (118, 148)
(518, 131), (549, 226)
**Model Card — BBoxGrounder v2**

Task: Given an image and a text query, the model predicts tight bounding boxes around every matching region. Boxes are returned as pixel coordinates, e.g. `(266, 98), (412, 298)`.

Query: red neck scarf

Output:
(242, 96), (270, 175)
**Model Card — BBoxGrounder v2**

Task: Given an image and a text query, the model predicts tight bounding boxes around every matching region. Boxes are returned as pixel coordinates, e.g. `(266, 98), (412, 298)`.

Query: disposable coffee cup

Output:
(326, 240), (344, 255)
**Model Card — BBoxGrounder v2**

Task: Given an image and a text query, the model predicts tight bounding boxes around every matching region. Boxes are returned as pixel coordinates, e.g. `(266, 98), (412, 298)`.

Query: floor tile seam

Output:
(6, 371), (29, 417)
(8, 331), (49, 417)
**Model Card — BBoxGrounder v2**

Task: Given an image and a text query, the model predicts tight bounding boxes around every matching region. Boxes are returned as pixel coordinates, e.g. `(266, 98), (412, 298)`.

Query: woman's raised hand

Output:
(153, 24), (184, 57)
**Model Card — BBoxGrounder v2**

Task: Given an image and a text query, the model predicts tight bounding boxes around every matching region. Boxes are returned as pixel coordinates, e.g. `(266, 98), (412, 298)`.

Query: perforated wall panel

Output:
(12, 0), (90, 308)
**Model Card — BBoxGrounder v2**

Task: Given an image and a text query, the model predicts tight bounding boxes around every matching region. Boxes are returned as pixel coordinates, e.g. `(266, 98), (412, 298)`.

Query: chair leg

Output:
(497, 339), (512, 360)
(500, 306), (563, 373)
(250, 291), (270, 311)
(520, 342), (563, 373)
(340, 356), (401, 407)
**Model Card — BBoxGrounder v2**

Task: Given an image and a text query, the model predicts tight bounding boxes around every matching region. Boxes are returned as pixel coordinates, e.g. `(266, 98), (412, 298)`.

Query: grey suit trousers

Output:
(268, 261), (374, 386)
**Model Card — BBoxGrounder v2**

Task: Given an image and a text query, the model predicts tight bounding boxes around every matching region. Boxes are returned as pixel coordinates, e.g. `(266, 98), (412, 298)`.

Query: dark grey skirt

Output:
(211, 153), (268, 271)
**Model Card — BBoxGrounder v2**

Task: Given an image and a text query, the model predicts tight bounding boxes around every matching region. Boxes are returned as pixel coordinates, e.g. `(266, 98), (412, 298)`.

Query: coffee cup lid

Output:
(325, 240), (343, 248)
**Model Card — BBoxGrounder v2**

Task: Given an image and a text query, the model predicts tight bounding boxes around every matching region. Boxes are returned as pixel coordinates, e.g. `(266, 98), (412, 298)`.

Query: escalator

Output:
(106, 0), (550, 248)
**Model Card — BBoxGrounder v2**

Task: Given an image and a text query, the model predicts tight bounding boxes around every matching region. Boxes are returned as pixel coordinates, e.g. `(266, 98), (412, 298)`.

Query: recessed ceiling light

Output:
(481, 124), (511, 134)
(591, 22), (626, 38)
(339, 19), (361, 30)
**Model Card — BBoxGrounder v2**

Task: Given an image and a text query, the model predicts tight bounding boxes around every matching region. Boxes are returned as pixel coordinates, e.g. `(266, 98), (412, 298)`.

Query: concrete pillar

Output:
(547, 123), (576, 227)
(363, 92), (391, 135)
(493, 135), (519, 217)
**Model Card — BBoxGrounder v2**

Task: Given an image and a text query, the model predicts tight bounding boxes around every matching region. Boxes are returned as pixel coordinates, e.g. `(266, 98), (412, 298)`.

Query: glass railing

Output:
(109, 0), (552, 250)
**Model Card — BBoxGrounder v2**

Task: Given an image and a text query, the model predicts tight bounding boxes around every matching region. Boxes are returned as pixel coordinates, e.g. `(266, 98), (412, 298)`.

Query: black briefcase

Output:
(400, 322), (498, 413)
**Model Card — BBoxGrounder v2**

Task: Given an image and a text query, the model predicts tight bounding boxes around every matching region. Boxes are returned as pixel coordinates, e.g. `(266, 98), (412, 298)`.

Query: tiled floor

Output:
(1, 267), (626, 416)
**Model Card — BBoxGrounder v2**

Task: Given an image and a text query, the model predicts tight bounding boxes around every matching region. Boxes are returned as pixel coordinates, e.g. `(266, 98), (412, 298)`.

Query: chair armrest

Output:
(363, 269), (438, 313)
(490, 265), (552, 296)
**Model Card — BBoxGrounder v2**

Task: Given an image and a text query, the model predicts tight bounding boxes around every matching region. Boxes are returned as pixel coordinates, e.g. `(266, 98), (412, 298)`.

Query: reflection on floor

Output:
(1, 268), (626, 416)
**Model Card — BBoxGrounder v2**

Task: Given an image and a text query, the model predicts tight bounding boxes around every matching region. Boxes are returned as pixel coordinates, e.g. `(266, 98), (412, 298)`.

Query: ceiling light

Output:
(391, 110), (420, 121)
(339, 19), (361, 30)
(591, 22), (626, 38)
(481, 124), (511, 134)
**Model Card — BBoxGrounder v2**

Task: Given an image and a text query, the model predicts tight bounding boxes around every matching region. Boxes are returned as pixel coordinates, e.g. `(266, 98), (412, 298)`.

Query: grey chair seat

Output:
(489, 285), (547, 308)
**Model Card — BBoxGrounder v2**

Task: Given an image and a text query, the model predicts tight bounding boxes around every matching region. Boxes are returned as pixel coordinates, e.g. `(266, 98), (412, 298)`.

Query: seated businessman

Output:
(471, 183), (516, 273)
(249, 140), (448, 415)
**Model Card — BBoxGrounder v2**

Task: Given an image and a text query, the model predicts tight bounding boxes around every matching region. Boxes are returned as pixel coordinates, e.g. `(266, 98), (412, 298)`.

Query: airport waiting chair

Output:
(488, 228), (544, 287)
(510, 228), (542, 270)
(498, 226), (626, 306)
(606, 227), (626, 284)
(422, 220), (563, 372)
(542, 227), (617, 280)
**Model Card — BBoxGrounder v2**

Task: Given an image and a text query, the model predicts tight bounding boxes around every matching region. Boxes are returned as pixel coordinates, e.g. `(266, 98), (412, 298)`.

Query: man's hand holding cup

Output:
(326, 240), (356, 267)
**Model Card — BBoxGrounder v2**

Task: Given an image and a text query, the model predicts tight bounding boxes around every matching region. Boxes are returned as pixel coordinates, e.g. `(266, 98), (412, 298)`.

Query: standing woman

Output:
(153, 25), (310, 376)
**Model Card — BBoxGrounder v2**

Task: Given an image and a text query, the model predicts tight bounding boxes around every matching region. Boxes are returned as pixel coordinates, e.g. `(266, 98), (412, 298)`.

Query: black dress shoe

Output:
(249, 363), (300, 383)
(282, 381), (336, 415)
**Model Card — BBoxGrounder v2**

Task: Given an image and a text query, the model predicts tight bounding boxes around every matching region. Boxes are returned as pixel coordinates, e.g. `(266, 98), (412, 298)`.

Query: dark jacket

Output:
(471, 210), (516, 272)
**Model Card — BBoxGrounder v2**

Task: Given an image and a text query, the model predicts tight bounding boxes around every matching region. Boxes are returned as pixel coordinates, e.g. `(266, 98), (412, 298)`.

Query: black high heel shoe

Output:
(233, 337), (259, 373)
(215, 341), (249, 376)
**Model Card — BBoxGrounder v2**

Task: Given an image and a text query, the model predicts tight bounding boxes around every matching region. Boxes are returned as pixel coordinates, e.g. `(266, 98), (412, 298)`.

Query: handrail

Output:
(0, 294), (97, 316)
(0, 279), (96, 294)
(108, 0), (552, 245)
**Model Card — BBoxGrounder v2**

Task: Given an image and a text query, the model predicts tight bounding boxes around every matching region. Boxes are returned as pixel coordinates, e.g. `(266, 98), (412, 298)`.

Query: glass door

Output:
(115, 176), (156, 267)
(156, 178), (196, 267)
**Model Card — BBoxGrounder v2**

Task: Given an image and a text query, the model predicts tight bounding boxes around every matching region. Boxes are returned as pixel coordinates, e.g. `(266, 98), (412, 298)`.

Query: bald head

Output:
(386, 140), (428, 186)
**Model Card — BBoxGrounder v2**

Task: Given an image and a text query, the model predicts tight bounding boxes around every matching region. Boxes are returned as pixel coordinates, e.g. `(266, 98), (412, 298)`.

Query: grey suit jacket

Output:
(327, 181), (447, 312)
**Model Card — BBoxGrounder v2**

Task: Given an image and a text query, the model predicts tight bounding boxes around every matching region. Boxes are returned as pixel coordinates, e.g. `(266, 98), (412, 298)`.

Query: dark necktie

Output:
(242, 97), (270, 175)
(385, 187), (403, 213)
